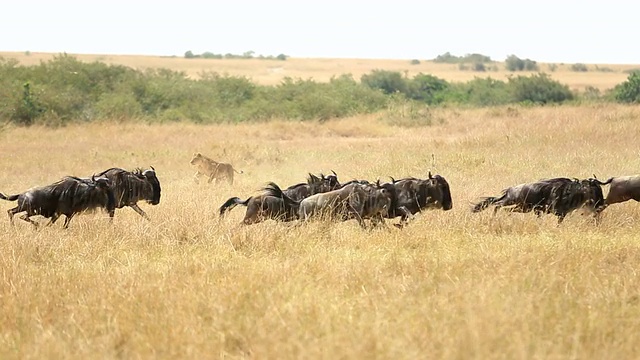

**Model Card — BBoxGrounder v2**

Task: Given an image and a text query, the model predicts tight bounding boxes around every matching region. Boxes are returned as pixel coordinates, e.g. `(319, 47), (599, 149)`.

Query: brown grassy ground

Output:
(2, 51), (638, 91)
(1, 104), (640, 358)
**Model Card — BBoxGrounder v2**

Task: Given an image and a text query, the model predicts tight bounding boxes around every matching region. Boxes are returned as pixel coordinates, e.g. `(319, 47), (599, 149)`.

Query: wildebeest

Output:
(190, 153), (243, 185)
(0, 175), (115, 228)
(601, 175), (639, 207)
(91, 167), (161, 220)
(219, 172), (340, 224)
(472, 176), (609, 223)
(387, 172), (453, 227)
(297, 180), (396, 228)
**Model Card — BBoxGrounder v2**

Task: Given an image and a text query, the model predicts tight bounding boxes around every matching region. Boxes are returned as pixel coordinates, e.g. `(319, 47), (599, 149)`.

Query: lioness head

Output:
(190, 153), (203, 165)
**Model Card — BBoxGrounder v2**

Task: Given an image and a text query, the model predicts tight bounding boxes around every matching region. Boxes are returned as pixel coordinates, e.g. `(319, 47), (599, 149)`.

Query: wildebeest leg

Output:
(46, 214), (60, 227)
(19, 214), (39, 228)
(7, 208), (17, 226)
(130, 204), (150, 220)
(556, 214), (566, 225)
(62, 215), (74, 229)
(393, 206), (412, 229)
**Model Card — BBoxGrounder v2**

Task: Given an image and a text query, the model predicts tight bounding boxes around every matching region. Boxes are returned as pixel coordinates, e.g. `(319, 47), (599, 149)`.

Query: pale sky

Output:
(2, 0), (638, 64)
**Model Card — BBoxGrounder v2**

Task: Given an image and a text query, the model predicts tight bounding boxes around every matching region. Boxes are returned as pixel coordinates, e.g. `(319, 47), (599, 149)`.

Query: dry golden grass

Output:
(2, 104), (640, 358)
(2, 51), (638, 91)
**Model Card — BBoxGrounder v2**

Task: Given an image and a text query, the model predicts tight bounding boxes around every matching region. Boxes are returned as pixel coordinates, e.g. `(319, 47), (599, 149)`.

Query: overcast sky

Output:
(1, 0), (637, 64)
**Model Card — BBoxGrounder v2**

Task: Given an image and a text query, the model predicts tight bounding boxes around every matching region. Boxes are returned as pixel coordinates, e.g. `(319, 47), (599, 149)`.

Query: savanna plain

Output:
(2, 55), (640, 359)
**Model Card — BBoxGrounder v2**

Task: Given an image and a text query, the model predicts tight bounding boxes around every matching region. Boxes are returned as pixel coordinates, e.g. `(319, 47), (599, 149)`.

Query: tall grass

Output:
(2, 105), (640, 358)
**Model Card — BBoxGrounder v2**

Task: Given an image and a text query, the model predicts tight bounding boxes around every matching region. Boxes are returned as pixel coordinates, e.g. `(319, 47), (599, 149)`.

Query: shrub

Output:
(410, 59), (421, 65)
(506, 55), (538, 71)
(508, 73), (574, 104)
(360, 70), (408, 95)
(406, 74), (449, 104)
(571, 63), (588, 72)
(613, 72), (640, 103)
(472, 62), (486, 72)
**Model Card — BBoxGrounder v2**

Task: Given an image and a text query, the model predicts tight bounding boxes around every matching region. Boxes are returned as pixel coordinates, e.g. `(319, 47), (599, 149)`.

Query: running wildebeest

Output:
(219, 172), (340, 224)
(297, 180), (396, 228)
(387, 172), (453, 227)
(472, 176), (609, 223)
(90, 167), (161, 220)
(600, 175), (639, 207)
(0, 175), (116, 228)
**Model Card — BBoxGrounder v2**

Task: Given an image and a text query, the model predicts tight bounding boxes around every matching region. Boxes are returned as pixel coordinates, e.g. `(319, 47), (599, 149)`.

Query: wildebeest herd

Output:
(0, 167), (160, 228)
(1, 152), (640, 229)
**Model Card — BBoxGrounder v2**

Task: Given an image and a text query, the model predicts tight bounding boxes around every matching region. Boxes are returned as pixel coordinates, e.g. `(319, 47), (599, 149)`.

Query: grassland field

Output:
(1, 53), (640, 359)
(2, 51), (639, 91)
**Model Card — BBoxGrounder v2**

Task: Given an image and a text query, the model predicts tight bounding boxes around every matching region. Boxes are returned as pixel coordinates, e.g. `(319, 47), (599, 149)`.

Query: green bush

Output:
(506, 55), (538, 71)
(571, 63), (588, 72)
(361, 70), (408, 95)
(434, 52), (492, 63)
(613, 72), (640, 103)
(508, 73), (573, 104)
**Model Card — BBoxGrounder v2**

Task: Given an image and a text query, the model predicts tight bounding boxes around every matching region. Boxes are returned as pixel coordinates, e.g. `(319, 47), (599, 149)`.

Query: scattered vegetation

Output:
(505, 55), (539, 71)
(0, 54), (633, 126)
(184, 50), (287, 61)
(433, 52), (492, 64)
(571, 63), (589, 72)
(613, 72), (640, 103)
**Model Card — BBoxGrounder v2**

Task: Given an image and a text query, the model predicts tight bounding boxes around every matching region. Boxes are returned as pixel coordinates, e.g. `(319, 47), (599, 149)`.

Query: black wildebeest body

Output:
(472, 177), (571, 215)
(93, 167), (161, 220)
(602, 175), (640, 206)
(1, 176), (115, 228)
(472, 177), (609, 223)
(297, 181), (395, 228)
(387, 173), (453, 227)
(218, 172), (340, 224)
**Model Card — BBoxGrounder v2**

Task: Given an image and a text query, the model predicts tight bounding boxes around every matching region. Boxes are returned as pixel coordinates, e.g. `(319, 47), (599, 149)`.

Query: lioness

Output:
(190, 153), (243, 185)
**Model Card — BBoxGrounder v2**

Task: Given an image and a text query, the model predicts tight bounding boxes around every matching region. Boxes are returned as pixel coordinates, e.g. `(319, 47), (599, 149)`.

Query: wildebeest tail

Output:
(219, 196), (251, 217)
(471, 195), (503, 212)
(0, 193), (19, 201)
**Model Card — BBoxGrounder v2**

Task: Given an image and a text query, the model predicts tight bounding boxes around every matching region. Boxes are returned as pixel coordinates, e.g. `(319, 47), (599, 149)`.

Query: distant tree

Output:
(410, 59), (421, 65)
(571, 63), (588, 72)
(506, 55), (538, 71)
(184, 50), (195, 59)
(276, 54), (287, 61)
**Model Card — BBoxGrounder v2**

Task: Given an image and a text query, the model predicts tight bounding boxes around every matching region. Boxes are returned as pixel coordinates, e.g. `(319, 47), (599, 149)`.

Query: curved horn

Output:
(91, 174), (96, 181)
(389, 176), (396, 183)
(150, 166), (155, 171)
(331, 170), (337, 177)
(593, 177), (613, 185)
(376, 178), (381, 187)
(428, 171), (433, 179)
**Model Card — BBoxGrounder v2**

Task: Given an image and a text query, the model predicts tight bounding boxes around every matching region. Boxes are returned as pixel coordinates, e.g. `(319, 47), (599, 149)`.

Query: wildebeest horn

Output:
(593, 177), (613, 185)
(150, 166), (155, 171)
(376, 178), (381, 187)
(389, 176), (396, 183)
(91, 174), (96, 181)
(428, 171), (433, 179)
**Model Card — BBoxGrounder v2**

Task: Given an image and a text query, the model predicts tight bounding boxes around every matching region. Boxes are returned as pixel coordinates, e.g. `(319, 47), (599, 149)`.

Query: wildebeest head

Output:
(581, 177), (608, 212)
(427, 172), (453, 211)
(307, 172), (337, 194)
(141, 166), (161, 205)
(326, 170), (340, 190)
